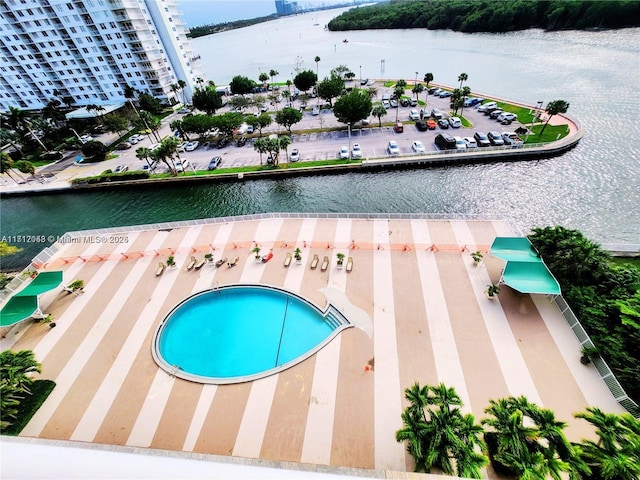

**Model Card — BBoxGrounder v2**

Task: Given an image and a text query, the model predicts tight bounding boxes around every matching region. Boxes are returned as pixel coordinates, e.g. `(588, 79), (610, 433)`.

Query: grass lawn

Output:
(610, 256), (640, 269)
(1, 379), (56, 436)
(525, 124), (570, 144)
(496, 102), (540, 124)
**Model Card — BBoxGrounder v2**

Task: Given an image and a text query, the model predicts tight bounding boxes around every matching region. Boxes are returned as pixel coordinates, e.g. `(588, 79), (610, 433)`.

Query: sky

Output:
(177, 0), (349, 27)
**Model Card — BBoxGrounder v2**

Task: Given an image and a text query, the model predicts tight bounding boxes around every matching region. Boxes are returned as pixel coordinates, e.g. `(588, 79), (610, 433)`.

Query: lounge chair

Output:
(228, 256), (239, 268)
(215, 257), (227, 268)
(310, 254), (319, 269)
(63, 279), (84, 295)
(193, 257), (206, 270)
(284, 252), (292, 267)
(156, 262), (166, 276)
(346, 256), (353, 273)
(186, 256), (196, 270)
(320, 256), (329, 272)
(262, 252), (273, 263)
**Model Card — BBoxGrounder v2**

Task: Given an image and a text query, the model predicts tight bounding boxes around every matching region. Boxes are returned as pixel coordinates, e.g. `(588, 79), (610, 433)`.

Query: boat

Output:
(343, 39), (348, 43)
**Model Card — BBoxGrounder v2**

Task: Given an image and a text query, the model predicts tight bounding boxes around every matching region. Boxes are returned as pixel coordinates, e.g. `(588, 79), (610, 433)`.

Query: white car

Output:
(312, 106), (320, 116)
(113, 164), (128, 174)
(411, 140), (425, 153)
(290, 148), (300, 162)
(338, 146), (349, 159)
(497, 112), (517, 124)
(409, 109), (420, 121)
(177, 142), (188, 152)
(79, 134), (93, 143)
(477, 101), (497, 112)
(175, 158), (190, 172)
(463, 137), (477, 148)
(351, 143), (362, 159)
(448, 117), (462, 128)
(184, 141), (199, 151)
(454, 136), (467, 150)
(129, 134), (143, 144)
(387, 140), (400, 156)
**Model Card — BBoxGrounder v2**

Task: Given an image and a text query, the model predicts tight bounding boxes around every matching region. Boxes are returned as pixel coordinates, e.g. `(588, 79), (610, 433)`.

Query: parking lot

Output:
(77, 83), (534, 176)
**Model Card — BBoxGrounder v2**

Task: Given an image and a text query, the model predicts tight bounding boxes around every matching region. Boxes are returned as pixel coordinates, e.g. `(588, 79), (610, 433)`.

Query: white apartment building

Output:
(0, 0), (202, 111)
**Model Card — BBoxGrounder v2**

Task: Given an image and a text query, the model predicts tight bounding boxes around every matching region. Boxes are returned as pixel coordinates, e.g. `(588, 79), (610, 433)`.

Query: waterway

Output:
(1, 10), (639, 270)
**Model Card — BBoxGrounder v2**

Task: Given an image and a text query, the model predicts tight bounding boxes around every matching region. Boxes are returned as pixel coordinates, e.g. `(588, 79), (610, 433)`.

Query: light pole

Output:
(525, 101), (544, 144)
(359, 65), (362, 87)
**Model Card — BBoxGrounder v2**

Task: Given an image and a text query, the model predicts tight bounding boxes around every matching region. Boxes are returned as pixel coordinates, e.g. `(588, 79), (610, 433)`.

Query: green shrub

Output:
(1, 380), (56, 436)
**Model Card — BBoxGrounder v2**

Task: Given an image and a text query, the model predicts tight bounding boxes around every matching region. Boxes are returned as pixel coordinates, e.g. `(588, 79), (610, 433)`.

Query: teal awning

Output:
(15, 271), (63, 297)
(502, 261), (561, 295)
(0, 295), (39, 327)
(490, 237), (541, 262)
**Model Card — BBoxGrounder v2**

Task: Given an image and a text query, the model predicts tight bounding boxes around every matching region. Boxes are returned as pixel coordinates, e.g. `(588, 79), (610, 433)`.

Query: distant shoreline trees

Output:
(328, 0), (640, 33)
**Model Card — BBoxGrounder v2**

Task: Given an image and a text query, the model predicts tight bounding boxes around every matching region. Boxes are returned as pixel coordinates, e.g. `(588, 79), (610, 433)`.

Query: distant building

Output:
(275, 0), (298, 16)
(0, 0), (202, 111)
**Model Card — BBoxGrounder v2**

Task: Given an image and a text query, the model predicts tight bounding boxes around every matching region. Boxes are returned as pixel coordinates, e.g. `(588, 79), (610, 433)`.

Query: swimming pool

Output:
(152, 284), (351, 384)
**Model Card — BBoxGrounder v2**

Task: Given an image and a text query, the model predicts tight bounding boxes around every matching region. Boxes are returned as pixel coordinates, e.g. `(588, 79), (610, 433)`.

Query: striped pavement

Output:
(5, 217), (624, 475)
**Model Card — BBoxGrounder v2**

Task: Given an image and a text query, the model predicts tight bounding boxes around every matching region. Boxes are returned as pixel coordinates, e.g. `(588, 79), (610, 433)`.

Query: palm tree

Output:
(0, 152), (20, 184)
(574, 407), (639, 480)
(540, 100), (570, 135)
(135, 147), (152, 169)
(177, 79), (188, 105)
(253, 137), (269, 164)
(279, 135), (292, 163)
(371, 104), (387, 127)
(0, 349), (42, 395)
(423, 73), (434, 89)
(412, 84), (425, 101)
(269, 69), (279, 88)
(458, 72), (468, 90)
(366, 86), (378, 99)
(137, 110), (161, 142)
(314, 56), (321, 79)
(459, 85), (472, 118)
(394, 85), (405, 122)
(170, 119), (187, 141)
(169, 83), (180, 105)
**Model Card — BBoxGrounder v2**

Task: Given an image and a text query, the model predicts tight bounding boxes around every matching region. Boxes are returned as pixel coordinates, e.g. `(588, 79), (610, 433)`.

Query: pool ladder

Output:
(325, 306), (349, 329)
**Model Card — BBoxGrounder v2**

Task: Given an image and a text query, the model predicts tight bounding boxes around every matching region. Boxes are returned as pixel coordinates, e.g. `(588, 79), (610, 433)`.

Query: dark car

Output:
(236, 136), (247, 147)
(474, 131), (491, 147)
(207, 156), (222, 170)
(415, 120), (428, 131)
(434, 133), (457, 150)
(488, 131), (505, 146)
(437, 118), (449, 129)
(116, 142), (132, 150)
(217, 137), (229, 148)
(400, 98), (409, 107)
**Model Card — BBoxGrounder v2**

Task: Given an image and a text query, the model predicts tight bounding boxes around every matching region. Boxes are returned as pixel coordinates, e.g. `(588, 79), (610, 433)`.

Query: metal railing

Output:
(551, 294), (639, 417)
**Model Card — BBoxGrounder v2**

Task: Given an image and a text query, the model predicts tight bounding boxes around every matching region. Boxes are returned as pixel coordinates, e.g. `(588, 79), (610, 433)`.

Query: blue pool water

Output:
(154, 286), (340, 383)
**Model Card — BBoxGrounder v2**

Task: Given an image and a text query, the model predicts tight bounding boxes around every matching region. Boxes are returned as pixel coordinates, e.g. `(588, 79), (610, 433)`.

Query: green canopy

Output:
(490, 237), (541, 262)
(502, 261), (561, 295)
(0, 296), (39, 327)
(15, 271), (63, 297)
(0, 271), (63, 327)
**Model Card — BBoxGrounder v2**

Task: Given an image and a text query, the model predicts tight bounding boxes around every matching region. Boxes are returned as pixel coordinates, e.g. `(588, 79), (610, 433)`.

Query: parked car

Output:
(114, 164), (128, 173)
(394, 121), (404, 133)
(400, 98), (410, 107)
(454, 136), (467, 150)
(502, 132), (523, 145)
(185, 141), (199, 151)
(483, 106), (500, 116)
(246, 125), (254, 134)
(489, 109), (504, 119)
(437, 118), (449, 129)
(410, 98), (418, 107)
(463, 137), (478, 148)
(312, 106), (320, 115)
(389, 98), (398, 108)
(177, 142), (188, 152)
(488, 131), (505, 145)
(497, 112), (517, 124)
(477, 101), (497, 112)
(351, 143), (362, 159)
(474, 131), (491, 147)
(431, 88), (443, 96)
(116, 142), (132, 150)
(217, 137), (229, 148)
(430, 108), (443, 119)
(415, 120), (428, 131)
(178, 108), (191, 114)
(290, 148), (300, 162)
(339, 146), (349, 159)
(448, 117), (462, 128)
(382, 100), (391, 109)
(434, 133), (457, 150)
(236, 136), (247, 147)
(79, 134), (93, 143)
(411, 141), (425, 153)
(409, 109), (420, 121)
(175, 158), (190, 172)
(381, 94), (390, 101)
(207, 156), (222, 170)
(360, 78), (369, 86)
(387, 140), (400, 156)
(426, 119), (437, 130)
(439, 91), (452, 98)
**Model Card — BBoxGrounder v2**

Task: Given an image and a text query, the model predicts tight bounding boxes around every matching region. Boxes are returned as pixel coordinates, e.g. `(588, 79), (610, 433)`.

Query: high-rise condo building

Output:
(0, 0), (201, 111)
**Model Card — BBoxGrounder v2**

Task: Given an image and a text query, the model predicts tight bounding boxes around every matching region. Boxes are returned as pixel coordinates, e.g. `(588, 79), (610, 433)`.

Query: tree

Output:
(170, 83), (180, 104)
(170, 119), (187, 141)
(333, 89), (373, 130)
(394, 85), (405, 121)
(574, 407), (640, 480)
(293, 69), (318, 94)
(191, 87), (223, 115)
(227, 95), (251, 112)
(458, 72), (468, 90)
(459, 86), (472, 118)
(482, 396), (586, 480)
(102, 113), (129, 136)
(314, 55), (321, 78)
(412, 83), (425, 101)
(254, 112), (272, 136)
(138, 93), (163, 115)
(253, 136), (287, 166)
(181, 114), (216, 137)
(0, 152), (20, 184)
(316, 74), (345, 107)
(14, 160), (35, 175)
(253, 137), (270, 164)
(212, 111), (243, 138)
(540, 100), (570, 135)
(0, 350), (42, 395)
(135, 147), (152, 169)
(229, 75), (255, 95)
(371, 104), (388, 127)
(251, 94), (267, 113)
(81, 140), (108, 162)
(269, 69), (279, 88)
(424, 73), (434, 89)
(278, 135), (292, 163)
(177, 79), (188, 104)
(396, 79), (407, 90)
(150, 136), (180, 175)
(396, 383), (487, 477)
(258, 72), (269, 85)
(136, 110), (161, 142)
(275, 107), (303, 134)
(451, 88), (464, 116)
(366, 86), (378, 99)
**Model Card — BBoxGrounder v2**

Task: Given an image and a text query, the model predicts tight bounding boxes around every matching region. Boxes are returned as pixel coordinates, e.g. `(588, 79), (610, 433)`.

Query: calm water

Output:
(1, 10), (639, 269)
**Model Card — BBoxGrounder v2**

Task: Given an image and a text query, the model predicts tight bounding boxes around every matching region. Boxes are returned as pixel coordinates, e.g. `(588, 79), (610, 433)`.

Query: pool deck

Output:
(0, 215), (624, 477)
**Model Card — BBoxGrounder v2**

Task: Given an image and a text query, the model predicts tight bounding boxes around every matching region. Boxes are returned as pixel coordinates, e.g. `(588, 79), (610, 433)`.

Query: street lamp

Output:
(525, 101), (544, 144)
(359, 65), (362, 87)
